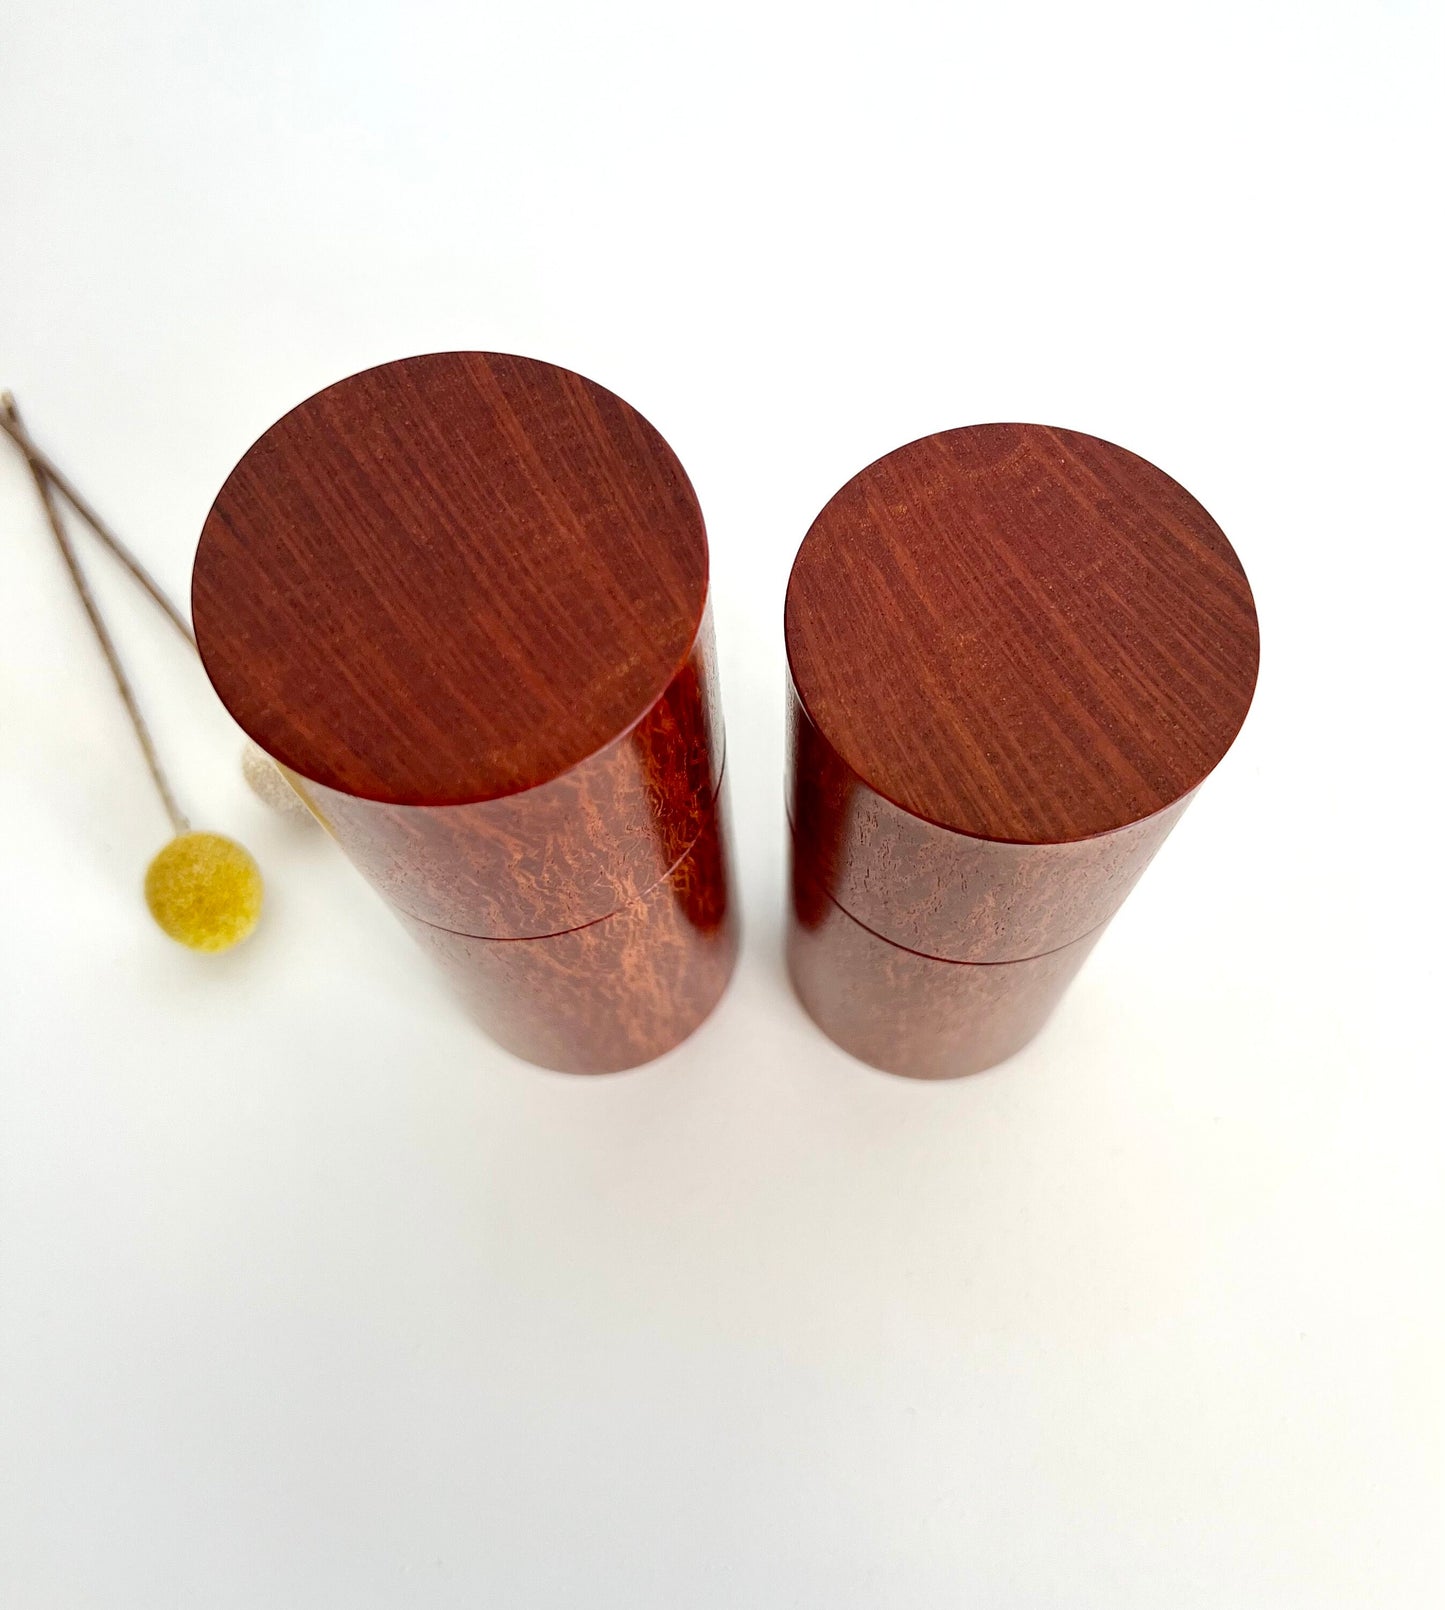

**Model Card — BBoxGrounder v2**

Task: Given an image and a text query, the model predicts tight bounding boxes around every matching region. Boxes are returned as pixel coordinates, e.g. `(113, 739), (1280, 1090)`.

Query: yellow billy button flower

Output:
(144, 832), (264, 953)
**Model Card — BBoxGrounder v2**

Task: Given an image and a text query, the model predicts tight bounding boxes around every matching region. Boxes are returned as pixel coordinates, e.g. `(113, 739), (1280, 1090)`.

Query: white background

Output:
(2, 2), (1441, 1605)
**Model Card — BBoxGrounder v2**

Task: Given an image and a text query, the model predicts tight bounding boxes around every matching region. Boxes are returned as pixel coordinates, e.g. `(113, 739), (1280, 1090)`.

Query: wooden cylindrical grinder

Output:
(193, 352), (736, 1072)
(785, 424), (1259, 1079)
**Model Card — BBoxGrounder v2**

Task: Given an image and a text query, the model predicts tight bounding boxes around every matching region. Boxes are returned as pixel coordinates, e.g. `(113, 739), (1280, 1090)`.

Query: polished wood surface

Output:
(785, 424), (1259, 1077)
(788, 688), (1189, 963)
(193, 353), (734, 1069)
(287, 619), (723, 936)
(788, 851), (1103, 1081)
(785, 423), (1259, 844)
(195, 351), (709, 807)
(405, 781), (736, 1074)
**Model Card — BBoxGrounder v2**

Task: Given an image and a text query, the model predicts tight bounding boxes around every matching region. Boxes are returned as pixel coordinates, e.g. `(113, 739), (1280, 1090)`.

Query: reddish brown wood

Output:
(285, 619), (723, 935)
(403, 781), (736, 1074)
(193, 352), (735, 1070)
(789, 851), (1104, 1081)
(788, 689), (1191, 963)
(196, 352), (709, 809)
(785, 423), (1259, 1078)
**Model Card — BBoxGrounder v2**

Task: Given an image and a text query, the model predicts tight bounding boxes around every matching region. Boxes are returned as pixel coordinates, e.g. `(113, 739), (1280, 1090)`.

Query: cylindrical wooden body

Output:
(784, 423), (1259, 1079)
(193, 352), (736, 1072)
(398, 782), (734, 1073)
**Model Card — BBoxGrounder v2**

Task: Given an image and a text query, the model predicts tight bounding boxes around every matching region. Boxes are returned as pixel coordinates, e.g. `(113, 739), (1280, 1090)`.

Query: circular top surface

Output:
(785, 424), (1259, 844)
(193, 352), (708, 806)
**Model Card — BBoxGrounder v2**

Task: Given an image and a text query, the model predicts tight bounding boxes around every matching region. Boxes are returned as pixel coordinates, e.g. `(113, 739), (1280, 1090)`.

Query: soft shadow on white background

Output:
(1, 3), (1440, 1606)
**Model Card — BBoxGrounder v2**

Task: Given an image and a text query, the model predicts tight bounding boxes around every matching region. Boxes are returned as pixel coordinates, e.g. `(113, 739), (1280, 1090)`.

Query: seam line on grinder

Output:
(786, 810), (1115, 969)
(408, 755), (729, 945)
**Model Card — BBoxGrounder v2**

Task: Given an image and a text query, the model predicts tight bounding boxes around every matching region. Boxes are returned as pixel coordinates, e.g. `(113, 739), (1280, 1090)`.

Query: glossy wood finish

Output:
(788, 851), (1104, 1082)
(285, 620), (723, 936)
(195, 352), (709, 807)
(193, 352), (734, 1070)
(786, 423), (1259, 845)
(786, 424), (1259, 1078)
(403, 780), (736, 1074)
(788, 689), (1190, 963)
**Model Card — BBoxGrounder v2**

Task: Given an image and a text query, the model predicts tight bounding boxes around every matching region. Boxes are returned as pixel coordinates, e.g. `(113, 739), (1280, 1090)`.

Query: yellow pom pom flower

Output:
(144, 831), (264, 952)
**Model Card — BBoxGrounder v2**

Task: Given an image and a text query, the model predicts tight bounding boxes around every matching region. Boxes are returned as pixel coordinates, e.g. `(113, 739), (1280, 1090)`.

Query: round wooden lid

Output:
(193, 352), (708, 807)
(785, 424), (1259, 845)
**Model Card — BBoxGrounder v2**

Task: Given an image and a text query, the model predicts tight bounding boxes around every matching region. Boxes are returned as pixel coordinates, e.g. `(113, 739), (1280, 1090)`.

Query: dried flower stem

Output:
(3, 391), (189, 835)
(0, 402), (195, 647)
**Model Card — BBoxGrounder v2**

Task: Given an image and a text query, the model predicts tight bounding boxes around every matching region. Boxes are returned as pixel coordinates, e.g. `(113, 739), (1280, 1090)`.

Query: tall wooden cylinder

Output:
(785, 423), (1259, 1079)
(193, 352), (736, 1072)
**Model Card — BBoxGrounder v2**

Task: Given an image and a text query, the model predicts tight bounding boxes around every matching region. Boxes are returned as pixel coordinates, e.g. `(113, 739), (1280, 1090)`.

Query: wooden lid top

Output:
(193, 352), (708, 807)
(785, 424), (1259, 845)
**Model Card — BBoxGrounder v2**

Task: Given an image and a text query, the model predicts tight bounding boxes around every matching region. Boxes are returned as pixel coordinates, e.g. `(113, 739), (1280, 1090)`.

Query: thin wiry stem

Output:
(4, 392), (189, 836)
(0, 403), (196, 647)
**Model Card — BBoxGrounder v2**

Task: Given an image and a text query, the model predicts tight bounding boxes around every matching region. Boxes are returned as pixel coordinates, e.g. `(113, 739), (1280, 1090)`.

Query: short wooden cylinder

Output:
(784, 423), (1260, 1079)
(193, 351), (736, 1072)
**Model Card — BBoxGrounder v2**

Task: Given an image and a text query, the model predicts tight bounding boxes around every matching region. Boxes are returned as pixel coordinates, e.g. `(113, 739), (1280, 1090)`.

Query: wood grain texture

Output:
(287, 617), (723, 936)
(788, 845), (1103, 1081)
(785, 423), (1259, 845)
(195, 351), (709, 808)
(192, 352), (735, 1068)
(402, 780), (736, 1074)
(785, 423), (1258, 1076)
(788, 686), (1189, 963)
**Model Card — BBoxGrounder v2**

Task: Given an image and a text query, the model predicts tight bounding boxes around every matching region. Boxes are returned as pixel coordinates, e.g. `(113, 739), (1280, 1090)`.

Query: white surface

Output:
(2, 3), (1441, 1605)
